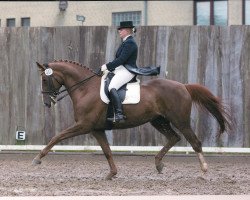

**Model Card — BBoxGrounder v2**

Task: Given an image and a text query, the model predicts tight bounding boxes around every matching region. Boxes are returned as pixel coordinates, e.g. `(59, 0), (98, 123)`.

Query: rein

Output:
(56, 73), (96, 102)
(42, 64), (100, 102)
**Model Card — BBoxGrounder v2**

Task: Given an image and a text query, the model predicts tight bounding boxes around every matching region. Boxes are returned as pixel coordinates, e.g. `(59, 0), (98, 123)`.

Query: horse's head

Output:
(36, 62), (63, 108)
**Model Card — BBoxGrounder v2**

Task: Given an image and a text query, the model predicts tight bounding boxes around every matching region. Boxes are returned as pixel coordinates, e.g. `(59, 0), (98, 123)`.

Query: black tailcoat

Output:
(106, 35), (160, 76)
(106, 36), (138, 72)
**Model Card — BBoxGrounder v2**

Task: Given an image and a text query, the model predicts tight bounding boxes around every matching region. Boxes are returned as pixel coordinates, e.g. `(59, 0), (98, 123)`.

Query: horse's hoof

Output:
(201, 163), (208, 172)
(156, 162), (164, 174)
(105, 173), (116, 180)
(32, 159), (42, 165)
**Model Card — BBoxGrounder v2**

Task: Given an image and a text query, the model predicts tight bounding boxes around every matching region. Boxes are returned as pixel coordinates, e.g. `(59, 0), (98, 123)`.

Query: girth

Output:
(104, 72), (137, 130)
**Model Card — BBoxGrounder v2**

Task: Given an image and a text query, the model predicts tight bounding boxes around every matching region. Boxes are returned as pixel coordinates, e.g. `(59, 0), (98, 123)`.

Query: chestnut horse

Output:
(34, 60), (231, 180)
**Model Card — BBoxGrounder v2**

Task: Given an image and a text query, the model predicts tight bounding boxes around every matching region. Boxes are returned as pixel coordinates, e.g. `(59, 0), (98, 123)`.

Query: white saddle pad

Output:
(100, 70), (140, 104)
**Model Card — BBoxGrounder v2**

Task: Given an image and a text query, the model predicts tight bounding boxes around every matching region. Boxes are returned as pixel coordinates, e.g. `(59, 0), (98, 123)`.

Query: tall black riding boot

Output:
(107, 88), (126, 123)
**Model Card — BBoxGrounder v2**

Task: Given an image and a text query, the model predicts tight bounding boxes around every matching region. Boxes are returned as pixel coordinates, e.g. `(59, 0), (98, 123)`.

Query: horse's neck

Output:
(56, 63), (99, 98)
(59, 64), (93, 87)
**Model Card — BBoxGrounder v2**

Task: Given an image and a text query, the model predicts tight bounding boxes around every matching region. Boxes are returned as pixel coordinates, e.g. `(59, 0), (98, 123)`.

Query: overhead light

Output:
(76, 15), (86, 25)
(59, 1), (68, 11)
(76, 15), (85, 22)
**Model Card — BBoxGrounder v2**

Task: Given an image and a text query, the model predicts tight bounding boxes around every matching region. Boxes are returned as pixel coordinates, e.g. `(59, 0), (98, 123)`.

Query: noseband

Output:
(42, 79), (60, 97)
(41, 63), (98, 102)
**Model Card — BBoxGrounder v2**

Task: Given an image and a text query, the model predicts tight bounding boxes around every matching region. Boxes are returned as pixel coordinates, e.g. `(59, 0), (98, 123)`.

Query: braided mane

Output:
(53, 59), (96, 73)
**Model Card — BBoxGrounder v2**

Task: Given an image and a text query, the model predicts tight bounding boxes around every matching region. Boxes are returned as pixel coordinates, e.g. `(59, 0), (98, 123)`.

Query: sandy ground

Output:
(0, 152), (249, 196)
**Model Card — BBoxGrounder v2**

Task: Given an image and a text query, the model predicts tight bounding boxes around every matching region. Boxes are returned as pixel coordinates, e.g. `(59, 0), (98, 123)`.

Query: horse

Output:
(34, 60), (232, 180)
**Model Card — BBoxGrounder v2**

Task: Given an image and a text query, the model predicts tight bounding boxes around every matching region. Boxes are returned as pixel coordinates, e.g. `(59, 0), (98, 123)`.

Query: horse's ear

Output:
(36, 62), (46, 71)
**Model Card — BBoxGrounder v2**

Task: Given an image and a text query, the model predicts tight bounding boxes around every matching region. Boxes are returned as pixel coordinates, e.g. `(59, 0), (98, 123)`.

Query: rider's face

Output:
(118, 28), (131, 39)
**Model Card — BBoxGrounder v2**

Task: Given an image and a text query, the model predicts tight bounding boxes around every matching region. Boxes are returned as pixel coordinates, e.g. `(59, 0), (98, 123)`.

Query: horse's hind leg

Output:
(150, 116), (181, 174)
(92, 131), (117, 180)
(178, 124), (208, 173)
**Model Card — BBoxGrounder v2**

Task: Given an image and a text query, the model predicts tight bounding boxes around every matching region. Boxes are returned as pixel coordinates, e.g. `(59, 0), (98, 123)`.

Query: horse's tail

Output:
(185, 84), (232, 135)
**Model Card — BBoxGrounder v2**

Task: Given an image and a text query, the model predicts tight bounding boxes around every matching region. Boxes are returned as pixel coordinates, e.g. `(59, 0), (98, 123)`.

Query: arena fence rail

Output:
(0, 145), (250, 154)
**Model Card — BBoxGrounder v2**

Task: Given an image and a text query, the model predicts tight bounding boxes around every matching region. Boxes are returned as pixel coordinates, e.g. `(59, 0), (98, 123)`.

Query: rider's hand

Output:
(101, 64), (107, 72)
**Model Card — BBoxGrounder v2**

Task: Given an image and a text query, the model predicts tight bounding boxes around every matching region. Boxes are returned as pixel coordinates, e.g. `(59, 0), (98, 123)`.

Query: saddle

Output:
(100, 70), (140, 130)
(99, 65), (160, 129)
(100, 71), (140, 105)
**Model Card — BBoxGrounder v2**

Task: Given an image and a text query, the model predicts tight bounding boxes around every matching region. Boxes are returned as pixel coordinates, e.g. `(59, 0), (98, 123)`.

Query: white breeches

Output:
(108, 65), (135, 91)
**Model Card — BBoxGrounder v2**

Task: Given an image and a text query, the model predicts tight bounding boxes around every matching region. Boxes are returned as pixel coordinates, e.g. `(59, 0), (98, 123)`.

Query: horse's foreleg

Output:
(92, 131), (117, 180)
(150, 117), (181, 173)
(32, 123), (84, 165)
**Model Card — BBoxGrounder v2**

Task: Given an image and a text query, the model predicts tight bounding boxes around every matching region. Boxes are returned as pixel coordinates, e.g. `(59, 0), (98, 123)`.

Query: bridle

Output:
(41, 64), (99, 103)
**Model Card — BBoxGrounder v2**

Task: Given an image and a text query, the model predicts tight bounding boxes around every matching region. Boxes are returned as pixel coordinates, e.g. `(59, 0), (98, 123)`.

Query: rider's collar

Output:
(123, 35), (131, 42)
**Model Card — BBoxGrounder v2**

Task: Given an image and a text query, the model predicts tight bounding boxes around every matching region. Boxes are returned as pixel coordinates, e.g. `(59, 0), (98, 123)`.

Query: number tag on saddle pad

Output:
(45, 68), (53, 76)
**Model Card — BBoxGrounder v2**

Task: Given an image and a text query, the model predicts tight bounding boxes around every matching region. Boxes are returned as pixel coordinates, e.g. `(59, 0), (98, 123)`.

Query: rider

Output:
(100, 21), (138, 123)
(101, 21), (160, 123)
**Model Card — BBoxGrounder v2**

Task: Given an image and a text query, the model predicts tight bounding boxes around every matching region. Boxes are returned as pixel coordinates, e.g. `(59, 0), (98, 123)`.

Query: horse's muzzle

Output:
(44, 102), (51, 108)
(43, 93), (56, 108)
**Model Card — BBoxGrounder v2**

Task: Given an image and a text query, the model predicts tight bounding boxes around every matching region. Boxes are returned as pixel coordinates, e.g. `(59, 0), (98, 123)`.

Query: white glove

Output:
(101, 64), (107, 72)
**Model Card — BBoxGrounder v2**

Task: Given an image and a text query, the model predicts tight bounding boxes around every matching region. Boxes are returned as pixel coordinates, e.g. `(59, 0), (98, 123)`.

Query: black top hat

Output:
(117, 21), (135, 30)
